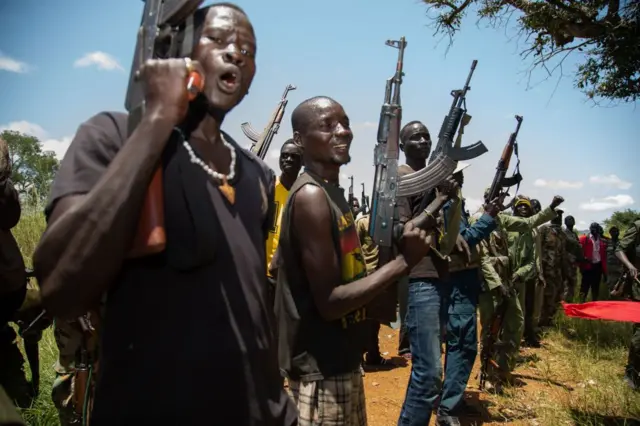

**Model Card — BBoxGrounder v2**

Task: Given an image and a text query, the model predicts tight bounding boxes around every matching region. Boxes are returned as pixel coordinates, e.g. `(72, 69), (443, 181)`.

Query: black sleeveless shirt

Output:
(275, 171), (368, 381)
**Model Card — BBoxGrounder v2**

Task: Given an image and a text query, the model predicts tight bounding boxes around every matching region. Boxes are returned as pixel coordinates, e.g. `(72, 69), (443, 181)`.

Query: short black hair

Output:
(291, 96), (336, 133)
(400, 120), (427, 143)
(281, 138), (297, 152)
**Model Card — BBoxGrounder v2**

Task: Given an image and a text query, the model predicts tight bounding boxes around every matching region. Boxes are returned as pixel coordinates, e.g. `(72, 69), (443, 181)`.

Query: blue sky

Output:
(1, 0), (638, 229)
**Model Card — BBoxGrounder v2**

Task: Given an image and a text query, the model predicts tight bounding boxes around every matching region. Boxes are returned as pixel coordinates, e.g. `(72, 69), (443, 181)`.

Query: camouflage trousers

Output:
(523, 278), (544, 340)
(539, 273), (563, 327)
(478, 280), (525, 376)
(563, 266), (578, 302)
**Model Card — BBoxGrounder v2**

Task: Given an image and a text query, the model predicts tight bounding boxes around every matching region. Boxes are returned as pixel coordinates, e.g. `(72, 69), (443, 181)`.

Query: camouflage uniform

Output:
(0, 385), (25, 426)
(52, 305), (103, 426)
(563, 228), (582, 302)
(615, 221), (640, 389)
(508, 226), (537, 344)
(538, 223), (570, 326)
(477, 206), (557, 381)
(606, 238), (625, 294)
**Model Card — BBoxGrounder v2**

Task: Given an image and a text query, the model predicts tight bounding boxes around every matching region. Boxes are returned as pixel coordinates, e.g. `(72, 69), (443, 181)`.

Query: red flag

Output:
(562, 301), (640, 323)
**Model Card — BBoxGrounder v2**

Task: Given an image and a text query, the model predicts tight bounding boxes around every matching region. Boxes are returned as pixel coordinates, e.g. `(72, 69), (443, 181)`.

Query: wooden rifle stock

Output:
(128, 168), (166, 258)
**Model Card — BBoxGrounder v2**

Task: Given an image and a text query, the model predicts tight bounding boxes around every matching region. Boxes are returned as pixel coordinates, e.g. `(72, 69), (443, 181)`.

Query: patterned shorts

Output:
(288, 370), (367, 426)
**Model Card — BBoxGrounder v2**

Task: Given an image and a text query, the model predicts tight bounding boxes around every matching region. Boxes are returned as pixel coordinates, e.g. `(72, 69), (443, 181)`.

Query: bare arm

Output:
(0, 179), (21, 230)
(34, 114), (174, 318)
(294, 185), (410, 321)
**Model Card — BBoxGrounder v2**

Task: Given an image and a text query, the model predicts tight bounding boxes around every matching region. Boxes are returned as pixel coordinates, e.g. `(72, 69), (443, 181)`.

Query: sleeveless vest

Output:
(275, 171), (368, 380)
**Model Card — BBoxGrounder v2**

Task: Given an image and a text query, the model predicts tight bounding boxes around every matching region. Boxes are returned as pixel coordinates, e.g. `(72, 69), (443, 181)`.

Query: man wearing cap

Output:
(396, 121), (499, 426)
(538, 209), (571, 328)
(507, 196), (545, 347)
(477, 192), (562, 392)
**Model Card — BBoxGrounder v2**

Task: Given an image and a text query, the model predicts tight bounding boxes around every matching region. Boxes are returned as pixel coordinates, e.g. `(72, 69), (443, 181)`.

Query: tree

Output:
(421, 0), (640, 104)
(603, 208), (640, 233)
(2, 130), (60, 204)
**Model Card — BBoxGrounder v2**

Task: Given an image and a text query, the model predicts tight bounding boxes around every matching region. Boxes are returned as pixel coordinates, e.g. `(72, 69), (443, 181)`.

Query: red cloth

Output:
(578, 234), (608, 274)
(562, 301), (640, 323)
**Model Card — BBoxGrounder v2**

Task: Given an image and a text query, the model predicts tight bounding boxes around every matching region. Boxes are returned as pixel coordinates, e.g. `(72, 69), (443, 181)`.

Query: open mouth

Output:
(217, 70), (240, 93)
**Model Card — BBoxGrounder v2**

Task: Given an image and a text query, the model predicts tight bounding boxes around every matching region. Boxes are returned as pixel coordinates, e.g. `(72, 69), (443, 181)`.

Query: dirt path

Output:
(363, 325), (573, 426)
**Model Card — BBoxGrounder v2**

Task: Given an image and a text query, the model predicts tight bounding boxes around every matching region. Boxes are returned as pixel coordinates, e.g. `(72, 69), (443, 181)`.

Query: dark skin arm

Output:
(0, 179), (21, 230)
(293, 186), (408, 321)
(294, 185), (450, 322)
(33, 115), (175, 318)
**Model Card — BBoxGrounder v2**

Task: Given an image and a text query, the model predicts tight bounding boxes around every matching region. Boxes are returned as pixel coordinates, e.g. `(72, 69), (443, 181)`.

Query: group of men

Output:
(1, 3), (639, 426)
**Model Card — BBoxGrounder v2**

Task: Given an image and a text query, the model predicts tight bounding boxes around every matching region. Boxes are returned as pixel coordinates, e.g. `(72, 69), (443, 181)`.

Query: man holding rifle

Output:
(477, 193), (562, 393)
(396, 121), (499, 426)
(34, 3), (296, 425)
(275, 96), (457, 425)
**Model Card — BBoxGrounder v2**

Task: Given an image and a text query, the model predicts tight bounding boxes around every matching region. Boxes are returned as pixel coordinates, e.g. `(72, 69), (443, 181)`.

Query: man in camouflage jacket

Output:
(538, 209), (572, 328)
(476, 192), (562, 391)
(563, 216), (584, 302)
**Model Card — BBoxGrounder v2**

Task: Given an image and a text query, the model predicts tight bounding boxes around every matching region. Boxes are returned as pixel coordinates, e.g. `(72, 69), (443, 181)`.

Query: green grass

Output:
(7, 206), (640, 425)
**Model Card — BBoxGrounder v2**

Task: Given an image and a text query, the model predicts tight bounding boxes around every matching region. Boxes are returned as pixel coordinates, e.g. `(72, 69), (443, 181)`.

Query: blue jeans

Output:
(398, 278), (446, 426)
(438, 268), (480, 416)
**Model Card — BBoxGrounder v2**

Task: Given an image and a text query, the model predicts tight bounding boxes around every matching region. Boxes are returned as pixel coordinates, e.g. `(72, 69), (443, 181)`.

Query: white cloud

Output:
(589, 174), (632, 190)
(42, 136), (73, 160)
(73, 51), (124, 71)
(579, 195), (634, 212)
(533, 178), (583, 190)
(269, 149), (280, 159)
(0, 120), (72, 160)
(464, 197), (483, 214)
(0, 121), (47, 139)
(0, 53), (29, 73)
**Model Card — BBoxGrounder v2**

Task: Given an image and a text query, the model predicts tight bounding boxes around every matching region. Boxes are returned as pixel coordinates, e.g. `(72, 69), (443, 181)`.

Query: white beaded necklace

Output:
(181, 133), (237, 182)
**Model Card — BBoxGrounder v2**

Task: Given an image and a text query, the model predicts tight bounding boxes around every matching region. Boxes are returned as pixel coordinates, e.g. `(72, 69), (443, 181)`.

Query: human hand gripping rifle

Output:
(428, 60), (488, 164)
(485, 115), (524, 208)
(125, 0), (205, 258)
(367, 37), (456, 322)
(241, 84), (297, 159)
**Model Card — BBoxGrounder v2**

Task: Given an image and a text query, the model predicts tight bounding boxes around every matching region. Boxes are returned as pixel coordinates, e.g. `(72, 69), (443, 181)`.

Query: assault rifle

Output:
(241, 84), (297, 159)
(73, 313), (99, 426)
(125, 0), (205, 258)
(429, 60), (488, 164)
(360, 182), (370, 215)
(367, 37), (456, 322)
(486, 115), (524, 204)
(348, 176), (355, 206)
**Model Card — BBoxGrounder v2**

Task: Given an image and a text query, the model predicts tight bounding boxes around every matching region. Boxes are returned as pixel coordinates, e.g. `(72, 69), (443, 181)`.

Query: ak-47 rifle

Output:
(348, 176), (355, 206)
(367, 37), (456, 322)
(429, 60), (488, 164)
(125, 0), (205, 258)
(73, 313), (100, 426)
(241, 84), (297, 159)
(360, 182), (370, 215)
(486, 115), (524, 204)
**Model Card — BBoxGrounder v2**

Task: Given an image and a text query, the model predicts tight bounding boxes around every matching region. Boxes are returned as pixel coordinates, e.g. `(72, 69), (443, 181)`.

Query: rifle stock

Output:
(125, 0), (205, 259)
(244, 84), (297, 159)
